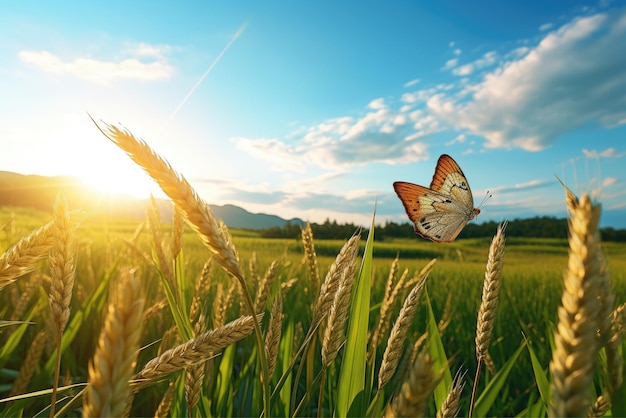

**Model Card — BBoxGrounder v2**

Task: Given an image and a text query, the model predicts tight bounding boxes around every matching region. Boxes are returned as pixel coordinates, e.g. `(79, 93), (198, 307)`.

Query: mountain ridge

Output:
(0, 171), (305, 230)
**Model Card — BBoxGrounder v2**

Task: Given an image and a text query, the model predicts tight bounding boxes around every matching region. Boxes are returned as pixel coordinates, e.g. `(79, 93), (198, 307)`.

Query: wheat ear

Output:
(135, 314), (261, 383)
(265, 295), (284, 379)
(549, 194), (603, 417)
(83, 269), (145, 418)
(301, 222), (320, 297)
(170, 203), (184, 260)
(378, 278), (427, 390)
(475, 222), (507, 362)
(9, 330), (47, 396)
(154, 381), (176, 418)
(437, 369), (467, 418)
(321, 245), (358, 369)
(311, 233), (360, 333)
(147, 196), (175, 290)
(93, 119), (243, 281)
(0, 220), (55, 292)
(185, 315), (207, 416)
(254, 260), (280, 313)
(384, 352), (442, 418)
(586, 394), (610, 418)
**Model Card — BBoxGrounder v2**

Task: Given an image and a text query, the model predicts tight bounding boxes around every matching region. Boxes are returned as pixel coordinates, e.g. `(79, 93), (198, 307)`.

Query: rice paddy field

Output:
(0, 122), (625, 417)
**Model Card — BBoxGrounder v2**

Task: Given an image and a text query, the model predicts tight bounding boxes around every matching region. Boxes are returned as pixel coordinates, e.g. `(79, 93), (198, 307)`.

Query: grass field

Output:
(0, 121), (624, 417)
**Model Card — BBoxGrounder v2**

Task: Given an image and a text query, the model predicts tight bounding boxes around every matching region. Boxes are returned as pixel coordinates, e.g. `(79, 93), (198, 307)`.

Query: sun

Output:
(79, 159), (164, 199)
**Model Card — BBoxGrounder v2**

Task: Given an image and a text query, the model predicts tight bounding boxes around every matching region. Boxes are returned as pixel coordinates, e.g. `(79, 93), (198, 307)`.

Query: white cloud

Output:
(430, 11), (626, 150)
(446, 133), (466, 146)
(603, 177), (618, 187)
(125, 42), (171, 59)
(233, 100), (434, 171)
(442, 58), (458, 71)
(582, 147), (626, 158)
(540, 22), (554, 31)
(403, 78), (420, 88)
(451, 51), (498, 76)
(453, 48), (462, 56)
(19, 46), (174, 83)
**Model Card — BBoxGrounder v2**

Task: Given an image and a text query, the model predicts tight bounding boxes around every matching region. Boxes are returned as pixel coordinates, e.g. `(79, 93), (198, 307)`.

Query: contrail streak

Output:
(162, 21), (248, 128)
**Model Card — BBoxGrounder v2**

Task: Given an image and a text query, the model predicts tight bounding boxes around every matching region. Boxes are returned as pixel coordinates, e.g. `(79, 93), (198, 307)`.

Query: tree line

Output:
(259, 216), (626, 242)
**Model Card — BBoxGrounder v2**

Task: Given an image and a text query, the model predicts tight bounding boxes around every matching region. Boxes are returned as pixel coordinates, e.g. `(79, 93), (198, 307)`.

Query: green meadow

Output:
(1, 204), (625, 417)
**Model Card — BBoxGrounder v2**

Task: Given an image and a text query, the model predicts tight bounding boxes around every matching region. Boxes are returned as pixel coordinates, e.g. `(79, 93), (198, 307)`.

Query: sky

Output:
(2, 0), (626, 229)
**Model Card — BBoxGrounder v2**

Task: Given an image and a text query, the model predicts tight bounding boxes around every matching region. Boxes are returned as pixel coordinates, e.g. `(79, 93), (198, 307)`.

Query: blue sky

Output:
(2, 1), (626, 228)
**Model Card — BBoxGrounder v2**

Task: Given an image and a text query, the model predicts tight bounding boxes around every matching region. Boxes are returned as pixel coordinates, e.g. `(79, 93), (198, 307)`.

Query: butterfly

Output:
(393, 154), (480, 243)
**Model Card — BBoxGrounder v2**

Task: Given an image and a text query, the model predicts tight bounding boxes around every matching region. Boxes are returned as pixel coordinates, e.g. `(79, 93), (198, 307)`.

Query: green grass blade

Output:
(279, 320), (295, 417)
(524, 335), (549, 414)
(611, 339), (626, 416)
(474, 340), (526, 417)
(425, 288), (452, 408)
(336, 221), (372, 417)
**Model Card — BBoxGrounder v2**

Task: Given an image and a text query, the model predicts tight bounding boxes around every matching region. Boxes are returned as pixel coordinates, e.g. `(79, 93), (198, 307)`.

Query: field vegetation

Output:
(0, 121), (624, 417)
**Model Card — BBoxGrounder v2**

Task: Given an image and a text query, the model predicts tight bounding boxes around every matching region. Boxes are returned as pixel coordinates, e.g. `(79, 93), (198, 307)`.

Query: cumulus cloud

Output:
(233, 99), (433, 171)
(431, 11), (626, 151)
(19, 44), (174, 83)
(234, 9), (626, 174)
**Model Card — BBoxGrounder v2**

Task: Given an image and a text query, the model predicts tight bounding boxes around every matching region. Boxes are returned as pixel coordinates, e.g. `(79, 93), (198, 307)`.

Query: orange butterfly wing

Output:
(393, 154), (480, 243)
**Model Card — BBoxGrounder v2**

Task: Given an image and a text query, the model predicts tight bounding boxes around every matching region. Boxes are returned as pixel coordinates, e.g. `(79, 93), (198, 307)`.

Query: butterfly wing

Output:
(430, 154), (475, 209)
(393, 181), (475, 242)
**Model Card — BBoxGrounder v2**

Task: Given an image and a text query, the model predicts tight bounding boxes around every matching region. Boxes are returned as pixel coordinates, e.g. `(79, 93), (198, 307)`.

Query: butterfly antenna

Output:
(479, 190), (492, 209)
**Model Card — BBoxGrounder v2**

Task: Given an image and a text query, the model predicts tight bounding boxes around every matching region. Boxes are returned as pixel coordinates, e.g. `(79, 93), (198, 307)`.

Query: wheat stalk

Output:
(549, 194), (603, 417)
(378, 278), (427, 390)
(83, 269), (145, 418)
(92, 119), (272, 411)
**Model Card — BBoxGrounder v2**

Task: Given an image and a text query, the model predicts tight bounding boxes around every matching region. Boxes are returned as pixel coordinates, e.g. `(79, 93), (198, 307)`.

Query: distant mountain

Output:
(0, 171), (304, 230)
(211, 204), (304, 230)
